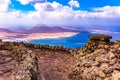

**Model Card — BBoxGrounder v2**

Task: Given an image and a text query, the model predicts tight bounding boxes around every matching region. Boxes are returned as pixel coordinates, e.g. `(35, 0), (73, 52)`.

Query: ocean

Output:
(30, 32), (120, 49)
(30, 32), (91, 48)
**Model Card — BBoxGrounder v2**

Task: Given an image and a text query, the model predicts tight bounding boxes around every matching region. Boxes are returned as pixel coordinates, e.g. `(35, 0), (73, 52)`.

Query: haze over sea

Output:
(30, 31), (120, 48)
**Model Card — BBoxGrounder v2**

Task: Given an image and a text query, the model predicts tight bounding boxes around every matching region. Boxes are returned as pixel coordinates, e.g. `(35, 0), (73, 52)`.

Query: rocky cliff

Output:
(68, 34), (120, 80)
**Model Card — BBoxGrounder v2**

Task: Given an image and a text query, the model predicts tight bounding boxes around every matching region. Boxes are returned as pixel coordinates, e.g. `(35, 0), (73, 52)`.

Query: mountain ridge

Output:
(0, 26), (79, 41)
(0, 26), (79, 34)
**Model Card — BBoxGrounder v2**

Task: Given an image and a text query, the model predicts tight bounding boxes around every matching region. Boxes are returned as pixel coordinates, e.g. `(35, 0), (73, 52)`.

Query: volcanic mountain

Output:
(0, 28), (13, 33)
(16, 26), (78, 34)
(0, 26), (79, 41)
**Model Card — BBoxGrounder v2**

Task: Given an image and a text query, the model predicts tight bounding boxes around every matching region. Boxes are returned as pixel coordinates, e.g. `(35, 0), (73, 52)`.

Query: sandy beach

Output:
(0, 32), (78, 41)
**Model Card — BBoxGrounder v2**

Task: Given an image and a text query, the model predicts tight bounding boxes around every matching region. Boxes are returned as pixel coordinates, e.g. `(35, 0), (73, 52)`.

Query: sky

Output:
(0, 0), (120, 30)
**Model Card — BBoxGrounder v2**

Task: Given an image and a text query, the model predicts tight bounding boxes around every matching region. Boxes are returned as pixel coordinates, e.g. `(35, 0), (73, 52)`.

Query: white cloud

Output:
(32, 1), (75, 21)
(68, 0), (80, 8)
(34, 3), (54, 11)
(92, 6), (120, 17)
(17, 0), (46, 5)
(0, 0), (11, 12)
(0, 0), (120, 31)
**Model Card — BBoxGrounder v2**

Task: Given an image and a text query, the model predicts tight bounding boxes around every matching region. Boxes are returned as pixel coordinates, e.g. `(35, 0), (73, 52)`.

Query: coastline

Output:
(0, 32), (78, 41)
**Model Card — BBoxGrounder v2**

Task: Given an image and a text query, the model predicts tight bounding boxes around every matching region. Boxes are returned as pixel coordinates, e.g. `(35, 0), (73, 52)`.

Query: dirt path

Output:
(35, 49), (76, 80)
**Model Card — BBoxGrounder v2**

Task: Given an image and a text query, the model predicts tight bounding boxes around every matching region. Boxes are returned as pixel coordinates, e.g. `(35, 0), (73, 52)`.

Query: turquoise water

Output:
(30, 32), (90, 48)
(30, 32), (120, 48)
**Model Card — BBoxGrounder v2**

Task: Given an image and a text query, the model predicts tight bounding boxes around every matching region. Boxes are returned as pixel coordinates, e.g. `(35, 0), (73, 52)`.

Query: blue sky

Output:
(48, 0), (120, 11)
(9, 0), (120, 11)
(9, 0), (35, 11)
(0, 0), (120, 31)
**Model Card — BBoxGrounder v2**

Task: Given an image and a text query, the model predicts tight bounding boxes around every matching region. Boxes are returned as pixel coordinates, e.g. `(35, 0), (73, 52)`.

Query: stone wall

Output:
(10, 45), (42, 80)
(0, 43), (42, 80)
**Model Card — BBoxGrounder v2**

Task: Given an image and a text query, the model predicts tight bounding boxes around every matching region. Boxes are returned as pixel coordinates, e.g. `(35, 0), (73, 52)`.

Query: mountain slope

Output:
(0, 28), (13, 33)
(0, 26), (78, 41)
(21, 26), (78, 34)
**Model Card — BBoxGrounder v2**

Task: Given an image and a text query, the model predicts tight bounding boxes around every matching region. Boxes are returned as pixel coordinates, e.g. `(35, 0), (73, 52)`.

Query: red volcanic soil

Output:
(34, 49), (76, 80)
(0, 50), (18, 80)
(0, 49), (76, 80)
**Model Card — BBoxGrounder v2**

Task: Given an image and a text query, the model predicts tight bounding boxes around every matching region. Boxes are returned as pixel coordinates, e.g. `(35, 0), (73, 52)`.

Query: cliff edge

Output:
(68, 34), (120, 80)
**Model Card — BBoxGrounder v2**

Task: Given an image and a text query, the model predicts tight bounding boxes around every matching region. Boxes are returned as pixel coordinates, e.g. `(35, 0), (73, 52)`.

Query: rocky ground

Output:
(34, 49), (76, 80)
(0, 41), (76, 80)
(0, 34), (120, 80)
(68, 35), (120, 80)
(0, 50), (18, 80)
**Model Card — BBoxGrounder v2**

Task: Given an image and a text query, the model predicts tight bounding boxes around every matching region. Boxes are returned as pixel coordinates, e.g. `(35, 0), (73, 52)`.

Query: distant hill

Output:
(0, 28), (13, 33)
(0, 26), (79, 41)
(20, 26), (79, 34)
(0, 26), (79, 34)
